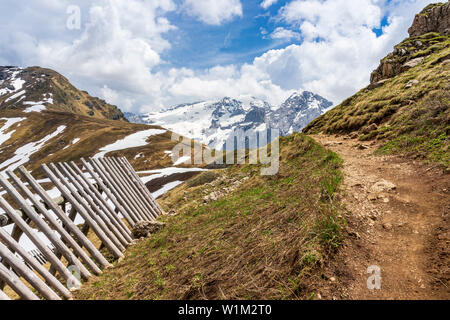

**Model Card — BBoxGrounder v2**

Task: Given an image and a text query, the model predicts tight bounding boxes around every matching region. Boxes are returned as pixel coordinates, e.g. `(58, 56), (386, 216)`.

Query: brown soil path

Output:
(311, 134), (449, 300)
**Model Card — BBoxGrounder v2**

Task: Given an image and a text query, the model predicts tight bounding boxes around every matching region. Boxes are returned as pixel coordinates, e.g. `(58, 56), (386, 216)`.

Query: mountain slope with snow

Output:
(0, 66), (200, 179)
(126, 92), (333, 149)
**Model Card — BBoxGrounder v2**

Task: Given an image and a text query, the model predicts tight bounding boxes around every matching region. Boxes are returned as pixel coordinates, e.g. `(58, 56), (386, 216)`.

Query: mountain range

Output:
(125, 92), (333, 149)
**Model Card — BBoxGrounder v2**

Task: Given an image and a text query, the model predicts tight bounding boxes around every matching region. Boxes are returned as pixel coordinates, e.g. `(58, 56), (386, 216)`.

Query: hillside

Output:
(76, 133), (345, 300)
(304, 2), (449, 169)
(0, 66), (202, 183)
(75, 2), (449, 301)
(1, 66), (126, 121)
(126, 92), (333, 149)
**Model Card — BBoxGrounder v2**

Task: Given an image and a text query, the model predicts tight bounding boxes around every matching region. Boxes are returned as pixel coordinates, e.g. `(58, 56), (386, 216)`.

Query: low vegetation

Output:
(76, 133), (345, 300)
(304, 33), (449, 168)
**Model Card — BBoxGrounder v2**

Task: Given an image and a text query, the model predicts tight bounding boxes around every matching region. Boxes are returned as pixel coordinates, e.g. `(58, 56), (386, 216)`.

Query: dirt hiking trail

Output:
(311, 134), (449, 300)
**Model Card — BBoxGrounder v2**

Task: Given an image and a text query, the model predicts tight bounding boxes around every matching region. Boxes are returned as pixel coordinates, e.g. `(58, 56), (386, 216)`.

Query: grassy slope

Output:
(76, 133), (344, 300)
(304, 33), (449, 168)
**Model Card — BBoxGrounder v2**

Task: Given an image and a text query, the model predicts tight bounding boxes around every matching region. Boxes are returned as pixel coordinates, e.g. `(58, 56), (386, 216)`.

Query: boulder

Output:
(132, 221), (165, 238)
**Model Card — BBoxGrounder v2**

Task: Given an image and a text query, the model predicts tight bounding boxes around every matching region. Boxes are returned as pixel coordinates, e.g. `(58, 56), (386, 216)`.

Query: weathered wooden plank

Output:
(80, 158), (136, 226)
(18, 166), (110, 269)
(107, 157), (154, 219)
(93, 157), (147, 222)
(0, 262), (39, 300)
(117, 158), (161, 218)
(97, 158), (149, 222)
(7, 171), (101, 276)
(117, 157), (161, 217)
(41, 164), (123, 259)
(0, 241), (61, 300)
(68, 162), (133, 241)
(0, 195), (81, 290)
(107, 158), (158, 220)
(121, 157), (163, 215)
(0, 288), (10, 300)
(87, 158), (143, 224)
(0, 173), (91, 281)
(56, 163), (127, 250)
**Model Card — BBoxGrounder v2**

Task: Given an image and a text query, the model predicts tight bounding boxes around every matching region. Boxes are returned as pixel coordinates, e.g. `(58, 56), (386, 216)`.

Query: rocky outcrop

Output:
(370, 2), (449, 85)
(408, 2), (450, 37)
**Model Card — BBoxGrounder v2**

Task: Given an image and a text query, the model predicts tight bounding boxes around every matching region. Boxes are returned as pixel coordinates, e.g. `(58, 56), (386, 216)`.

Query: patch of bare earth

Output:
(311, 134), (449, 300)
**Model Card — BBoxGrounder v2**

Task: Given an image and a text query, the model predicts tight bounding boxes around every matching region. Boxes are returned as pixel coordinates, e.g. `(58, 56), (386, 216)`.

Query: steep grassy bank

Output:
(76, 133), (344, 300)
(304, 33), (449, 168)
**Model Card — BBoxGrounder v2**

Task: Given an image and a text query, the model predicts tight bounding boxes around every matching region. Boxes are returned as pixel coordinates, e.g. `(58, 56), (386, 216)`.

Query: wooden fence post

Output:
(121, 157), (163, 214)
(116, 157), (161, 217)
(0, 174), (91, 281)
(0, 195), (81, 290)
(0, 241), (61, 300)
(87, 158), (143, 224)
(41, 164), (123, 259)
(18, 166), (111, 269)
(7, 171), (101, 276)
(62, 162), (132, 242)
(55, 163), (127, 250)
(0, 262), (39, 300)
(109, 158), (158, 220)
(96, 158), (149, 222)
(80, 158), (136, 227)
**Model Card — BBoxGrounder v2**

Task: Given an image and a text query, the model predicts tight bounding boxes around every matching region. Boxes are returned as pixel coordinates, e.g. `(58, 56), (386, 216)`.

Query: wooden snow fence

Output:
(0, 157), (162, 300)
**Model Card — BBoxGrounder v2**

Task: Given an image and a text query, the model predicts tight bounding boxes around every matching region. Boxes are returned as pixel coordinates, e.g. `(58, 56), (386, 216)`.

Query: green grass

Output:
(75, 133), (345, 300)
(304, 34), (449, 169)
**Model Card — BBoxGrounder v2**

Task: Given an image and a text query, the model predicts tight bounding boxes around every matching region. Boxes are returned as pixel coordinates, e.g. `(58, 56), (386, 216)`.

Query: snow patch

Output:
(0, 125), (66, 176)
(0, 117), (26, 147)
(152, 181), (183, 199)
(94, 129), (166, 158)
(24, 104), (46, 113)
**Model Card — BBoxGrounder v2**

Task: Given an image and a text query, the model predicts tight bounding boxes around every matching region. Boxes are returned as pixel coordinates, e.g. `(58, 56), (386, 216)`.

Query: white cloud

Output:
(182, 0), (243, 25)
(270, 27), (301, 40)
(261, 0), (278, 9)
(0, 0), (440, 113)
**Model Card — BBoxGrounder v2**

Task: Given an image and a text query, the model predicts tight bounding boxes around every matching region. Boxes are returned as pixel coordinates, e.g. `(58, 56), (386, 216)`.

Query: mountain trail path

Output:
(311, 134), (449, 300)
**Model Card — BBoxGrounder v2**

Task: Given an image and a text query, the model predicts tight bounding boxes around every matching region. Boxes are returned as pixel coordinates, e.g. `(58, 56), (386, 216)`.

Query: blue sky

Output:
(163, 1), (296, 69)
(0, 0), (439, 112)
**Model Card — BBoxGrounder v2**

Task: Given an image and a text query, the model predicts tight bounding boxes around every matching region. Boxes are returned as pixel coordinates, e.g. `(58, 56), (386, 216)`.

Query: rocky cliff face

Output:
(370, 2), (449, 85)
(408, 2), (450, 37)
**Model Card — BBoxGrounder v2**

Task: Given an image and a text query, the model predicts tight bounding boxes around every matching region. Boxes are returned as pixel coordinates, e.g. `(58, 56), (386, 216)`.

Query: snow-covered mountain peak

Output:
(125, 92), (333, 149)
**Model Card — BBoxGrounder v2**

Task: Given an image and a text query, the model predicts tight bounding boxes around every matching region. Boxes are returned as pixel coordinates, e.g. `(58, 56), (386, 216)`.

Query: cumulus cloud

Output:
(270, 27), (301, 41)
(261, 0), (279, 9)
(182, 0), (243, 25)
(0, 0), (439, 113)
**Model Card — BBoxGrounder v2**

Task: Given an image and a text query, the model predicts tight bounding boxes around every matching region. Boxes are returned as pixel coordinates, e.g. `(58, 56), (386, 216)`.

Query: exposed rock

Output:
(371, 179), (397, 193)
(408, 3), (450, 37)
(361, 123), (378, 134)
(406, 79), (419, 88)
(370, 2), (449, 84)
(132, 221), (165, 238)
(403, 57), (424, 69)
